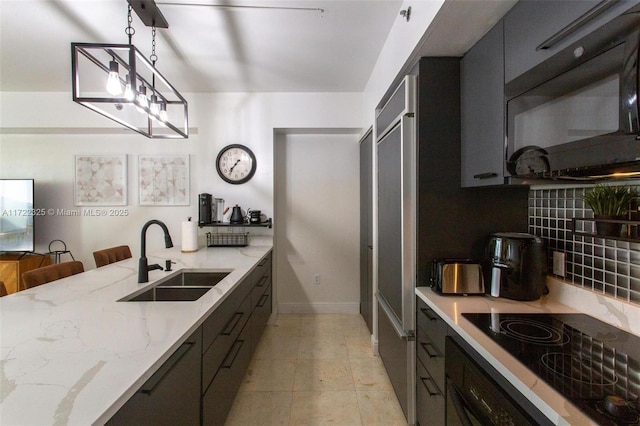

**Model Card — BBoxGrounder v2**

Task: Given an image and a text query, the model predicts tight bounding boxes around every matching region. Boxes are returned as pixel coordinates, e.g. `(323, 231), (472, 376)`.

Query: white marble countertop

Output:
(416, 279), (640, 426)
(0, 237), (273, 426)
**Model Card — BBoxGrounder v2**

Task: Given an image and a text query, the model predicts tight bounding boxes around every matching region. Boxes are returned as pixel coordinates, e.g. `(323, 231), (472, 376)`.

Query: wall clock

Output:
(216, 144), (257, 184)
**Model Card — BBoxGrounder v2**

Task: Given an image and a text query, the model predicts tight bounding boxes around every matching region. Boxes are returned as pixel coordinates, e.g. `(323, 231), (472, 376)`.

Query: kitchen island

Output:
(417, 280), (640, 426)
(0, 237), (273, 426)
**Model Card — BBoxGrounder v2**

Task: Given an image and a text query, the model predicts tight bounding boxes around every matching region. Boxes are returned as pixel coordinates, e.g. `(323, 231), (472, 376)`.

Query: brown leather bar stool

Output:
(93, 245), (132, 268)
(0, 281), (7, 297)
(21, 261), (85, 290)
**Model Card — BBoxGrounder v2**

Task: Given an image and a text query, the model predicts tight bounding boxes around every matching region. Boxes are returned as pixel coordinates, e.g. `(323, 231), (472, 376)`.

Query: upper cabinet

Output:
(504, 0), (639, 84)
(461, 21), (505, 188)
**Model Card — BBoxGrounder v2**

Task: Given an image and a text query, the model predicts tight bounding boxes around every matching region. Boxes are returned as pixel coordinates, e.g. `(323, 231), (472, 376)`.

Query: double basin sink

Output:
(120, 270), (231, 302)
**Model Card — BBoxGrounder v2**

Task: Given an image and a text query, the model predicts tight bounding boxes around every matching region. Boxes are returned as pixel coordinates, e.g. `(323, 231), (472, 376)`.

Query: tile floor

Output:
(226, 313), (408, 425)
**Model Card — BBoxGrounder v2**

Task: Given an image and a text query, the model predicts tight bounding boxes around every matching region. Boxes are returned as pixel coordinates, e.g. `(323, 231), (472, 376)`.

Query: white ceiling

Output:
(0, 0), (517, 94)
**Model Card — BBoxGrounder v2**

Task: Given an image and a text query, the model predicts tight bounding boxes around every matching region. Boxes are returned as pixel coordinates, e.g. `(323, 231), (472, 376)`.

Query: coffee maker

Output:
(485, 232), (547, 301)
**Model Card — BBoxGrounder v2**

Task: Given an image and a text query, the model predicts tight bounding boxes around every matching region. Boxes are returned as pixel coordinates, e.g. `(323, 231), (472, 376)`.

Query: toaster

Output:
(430, 258), (485, 295)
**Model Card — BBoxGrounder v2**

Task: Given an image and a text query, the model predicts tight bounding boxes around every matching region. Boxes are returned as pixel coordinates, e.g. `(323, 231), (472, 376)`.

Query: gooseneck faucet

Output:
(138, 219), (174, 283)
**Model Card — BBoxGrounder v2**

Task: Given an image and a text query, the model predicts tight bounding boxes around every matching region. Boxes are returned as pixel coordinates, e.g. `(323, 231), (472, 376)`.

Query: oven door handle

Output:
(447, 381), (473, 426)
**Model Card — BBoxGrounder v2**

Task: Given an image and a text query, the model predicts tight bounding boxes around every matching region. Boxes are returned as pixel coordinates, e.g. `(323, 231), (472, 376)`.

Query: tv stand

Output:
(0, 253), (51, 294)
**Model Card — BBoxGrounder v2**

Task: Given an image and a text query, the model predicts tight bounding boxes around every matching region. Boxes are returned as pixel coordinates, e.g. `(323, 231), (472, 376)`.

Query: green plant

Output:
(581, 184), (638, 216)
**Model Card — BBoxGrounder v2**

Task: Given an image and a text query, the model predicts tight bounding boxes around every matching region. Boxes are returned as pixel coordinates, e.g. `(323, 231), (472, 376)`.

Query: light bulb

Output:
(136, 85), (149, 113)
(149, 95), (160, 118)
(106, 60), (122, 96)
(123, 75), (135, 101)
(159, 103), (168, 122)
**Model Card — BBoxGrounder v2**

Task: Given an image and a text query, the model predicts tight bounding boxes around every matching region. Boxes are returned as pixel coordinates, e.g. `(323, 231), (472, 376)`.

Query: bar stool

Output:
(21, 261), (85, 290)
(93, 245), (132, 268)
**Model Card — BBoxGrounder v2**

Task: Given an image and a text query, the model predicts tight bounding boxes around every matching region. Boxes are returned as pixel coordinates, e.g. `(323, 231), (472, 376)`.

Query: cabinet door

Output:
(504, 0), (639, 83)
(107, 330), (202, 426)
(461, 21), (505, 187)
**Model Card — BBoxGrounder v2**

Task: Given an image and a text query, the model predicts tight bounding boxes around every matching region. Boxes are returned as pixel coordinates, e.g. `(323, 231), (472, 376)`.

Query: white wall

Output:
(0, 91), (362, 271)
(274, 132), (361, 313)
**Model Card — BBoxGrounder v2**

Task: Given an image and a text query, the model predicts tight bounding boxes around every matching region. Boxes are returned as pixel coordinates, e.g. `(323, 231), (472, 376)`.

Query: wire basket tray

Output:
(206, 232), (249, 247)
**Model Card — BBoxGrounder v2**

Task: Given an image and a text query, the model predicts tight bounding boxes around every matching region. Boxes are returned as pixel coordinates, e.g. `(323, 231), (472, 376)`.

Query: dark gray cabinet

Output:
(107, 331), (202, 426)
(109, 251), (272, 426)
(359, 129), (373, 333)
(461, 20), (505, 188)
(504, 0), (638, 84)
(415, 298), (447, 426)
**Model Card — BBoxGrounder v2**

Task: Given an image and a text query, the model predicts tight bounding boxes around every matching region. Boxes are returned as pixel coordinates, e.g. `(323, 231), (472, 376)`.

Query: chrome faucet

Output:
(138, 219), (174, 283)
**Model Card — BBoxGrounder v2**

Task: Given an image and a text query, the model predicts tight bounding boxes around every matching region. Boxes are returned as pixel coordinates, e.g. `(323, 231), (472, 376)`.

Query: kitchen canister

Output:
(181, 217), (198, 252)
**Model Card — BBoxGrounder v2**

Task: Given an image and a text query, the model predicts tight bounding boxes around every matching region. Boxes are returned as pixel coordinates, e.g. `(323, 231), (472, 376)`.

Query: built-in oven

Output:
(505, 2), (640, 179)
(445, 336), (554, 426)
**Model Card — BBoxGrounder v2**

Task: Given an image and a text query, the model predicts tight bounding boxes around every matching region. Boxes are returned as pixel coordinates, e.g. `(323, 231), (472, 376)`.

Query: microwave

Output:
(505, 3), (640, 180)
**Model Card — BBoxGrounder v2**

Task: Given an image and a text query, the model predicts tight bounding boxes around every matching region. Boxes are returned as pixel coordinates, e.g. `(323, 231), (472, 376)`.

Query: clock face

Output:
(216, 144), (257, 184)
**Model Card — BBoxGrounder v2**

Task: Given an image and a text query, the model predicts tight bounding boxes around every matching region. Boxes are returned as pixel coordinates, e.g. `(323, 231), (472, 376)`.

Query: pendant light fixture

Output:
(71, 0), (188, 139)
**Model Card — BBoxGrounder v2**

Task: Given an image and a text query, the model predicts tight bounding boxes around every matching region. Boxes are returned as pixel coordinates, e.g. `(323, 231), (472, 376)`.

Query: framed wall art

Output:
(138, 155), (190, 206)
(74, 154), (127, 206)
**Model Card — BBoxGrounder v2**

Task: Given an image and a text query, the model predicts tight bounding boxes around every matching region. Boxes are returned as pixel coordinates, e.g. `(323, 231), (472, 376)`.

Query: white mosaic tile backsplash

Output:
(529, 184), (640, 305)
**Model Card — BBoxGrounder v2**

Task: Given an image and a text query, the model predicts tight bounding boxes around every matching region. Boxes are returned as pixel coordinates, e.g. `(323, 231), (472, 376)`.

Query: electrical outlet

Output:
(553, 251), (565, 277)
(313, 274), (321, 285)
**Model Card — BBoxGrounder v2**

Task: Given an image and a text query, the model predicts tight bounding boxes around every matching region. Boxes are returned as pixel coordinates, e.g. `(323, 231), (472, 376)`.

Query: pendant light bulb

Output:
(159, 103), (168, 123)
(123, 74), (135, 101)
(136, 85), (149, 113)
(149, 94), (160, 118)
(106, 60), (122, 96)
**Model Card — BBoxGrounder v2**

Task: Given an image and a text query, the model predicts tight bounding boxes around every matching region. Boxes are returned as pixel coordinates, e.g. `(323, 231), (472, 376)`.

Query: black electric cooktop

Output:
(463, 313), (640, 426)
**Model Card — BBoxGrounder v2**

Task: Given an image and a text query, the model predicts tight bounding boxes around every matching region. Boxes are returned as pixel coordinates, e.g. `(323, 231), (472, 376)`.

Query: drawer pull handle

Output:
(221, 340), (244, 369)
(473, 172), (498, 179)
(420, 341), (439, 358)
(257, 293), (269, 308)
(258, 258), (268, 266)
(420, 308), (437, 321)
(256, 276), (268, 288)
(222, 312), (243, 335)
(420, 376), (440, 396)
(141, 342), (194, 396)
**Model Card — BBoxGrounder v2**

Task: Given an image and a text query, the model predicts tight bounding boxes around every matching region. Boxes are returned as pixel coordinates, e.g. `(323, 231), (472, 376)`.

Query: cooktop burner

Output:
(463, 313), (640, 426)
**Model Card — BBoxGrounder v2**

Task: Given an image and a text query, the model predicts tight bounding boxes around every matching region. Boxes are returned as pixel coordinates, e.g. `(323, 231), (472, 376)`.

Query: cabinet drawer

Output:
(416, 356), (444, 426)
(202, 321), (252, 426)
(250, 284), (272, 353)
(202, 295), (251, 392)
(416, 326), (445, 393)
(416, 299), (447, 355)
(251, 275), (270, 308)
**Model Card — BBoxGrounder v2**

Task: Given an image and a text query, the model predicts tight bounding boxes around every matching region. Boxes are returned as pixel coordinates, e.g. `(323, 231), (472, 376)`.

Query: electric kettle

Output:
(229, 205), (245, 224)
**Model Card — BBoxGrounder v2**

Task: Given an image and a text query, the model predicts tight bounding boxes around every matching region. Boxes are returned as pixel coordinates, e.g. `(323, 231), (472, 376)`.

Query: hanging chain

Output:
(150, 27), (158, 65)
(125, 4), (135, 45)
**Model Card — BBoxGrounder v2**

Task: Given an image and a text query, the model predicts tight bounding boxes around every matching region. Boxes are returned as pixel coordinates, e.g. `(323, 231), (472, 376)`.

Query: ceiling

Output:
(0, 0), (517, 94)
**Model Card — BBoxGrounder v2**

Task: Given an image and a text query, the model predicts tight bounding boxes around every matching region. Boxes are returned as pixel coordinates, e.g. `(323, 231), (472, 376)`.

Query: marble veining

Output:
(417, 275), (640, 426)
(0, 237), (273, 425)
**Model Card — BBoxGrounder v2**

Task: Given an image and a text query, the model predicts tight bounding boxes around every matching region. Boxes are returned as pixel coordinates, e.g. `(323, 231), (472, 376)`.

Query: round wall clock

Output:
(216, 144), (257, 184)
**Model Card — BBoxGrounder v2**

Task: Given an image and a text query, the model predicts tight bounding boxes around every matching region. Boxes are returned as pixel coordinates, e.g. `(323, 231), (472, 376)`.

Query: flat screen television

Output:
(0, 179), (35, 253)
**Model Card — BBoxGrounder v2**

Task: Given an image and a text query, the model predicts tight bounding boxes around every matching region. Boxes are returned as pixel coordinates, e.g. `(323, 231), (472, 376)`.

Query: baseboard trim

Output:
(278, 302), (360, 314)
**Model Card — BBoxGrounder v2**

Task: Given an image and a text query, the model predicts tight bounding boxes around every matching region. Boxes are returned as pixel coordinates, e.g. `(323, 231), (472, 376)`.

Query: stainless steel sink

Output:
(156, 271), (230, 287)
(120, 270), (231, 302)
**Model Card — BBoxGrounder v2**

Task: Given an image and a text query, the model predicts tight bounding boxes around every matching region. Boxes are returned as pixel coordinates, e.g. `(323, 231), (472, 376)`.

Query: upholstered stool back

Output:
(93, 245), (132, 268)
(21, 261), (85, 290)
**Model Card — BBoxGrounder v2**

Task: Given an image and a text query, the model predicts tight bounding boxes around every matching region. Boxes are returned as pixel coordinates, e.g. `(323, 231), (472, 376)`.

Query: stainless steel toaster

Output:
(430, 258), (485, 295)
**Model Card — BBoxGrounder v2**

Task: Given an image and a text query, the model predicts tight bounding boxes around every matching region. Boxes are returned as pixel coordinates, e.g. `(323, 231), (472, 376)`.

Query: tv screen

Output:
(0, 179), (35, 252)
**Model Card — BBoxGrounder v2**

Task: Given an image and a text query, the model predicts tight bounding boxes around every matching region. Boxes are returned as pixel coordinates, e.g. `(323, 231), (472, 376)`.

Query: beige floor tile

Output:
(225, 391), (292, 426)
(350, 358), (394, 391)
(300, 314), (345, 336)
(297, 335), (349, 359)
(264, 314), (303, 337)
(290, 391), (362, 425)
(346, 335), (374, 359)
(356, 390), (408, 425)
(293, 358), (355, 391)
(253, 333), (301, 359)
(340, 314), (371, 338)
(241, 359), (297, 391)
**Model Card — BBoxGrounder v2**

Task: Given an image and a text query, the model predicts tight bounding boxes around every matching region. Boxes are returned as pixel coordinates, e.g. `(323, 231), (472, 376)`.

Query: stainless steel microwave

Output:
(505, 3), (640, 180)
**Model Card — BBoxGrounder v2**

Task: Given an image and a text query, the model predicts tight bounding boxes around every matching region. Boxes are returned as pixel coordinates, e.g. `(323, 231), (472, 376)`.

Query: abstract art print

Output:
(74, 155), (127, 206)
(138, 155), (190, 206)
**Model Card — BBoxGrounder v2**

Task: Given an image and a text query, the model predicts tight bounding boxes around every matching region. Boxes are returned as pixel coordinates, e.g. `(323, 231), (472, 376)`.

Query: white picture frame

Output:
(138, 155), (190, 206)
(74, 154), (127, 206)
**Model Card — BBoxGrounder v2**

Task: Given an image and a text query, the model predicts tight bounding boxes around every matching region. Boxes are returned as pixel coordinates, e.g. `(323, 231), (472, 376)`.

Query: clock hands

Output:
(229, 159), (241, 173)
